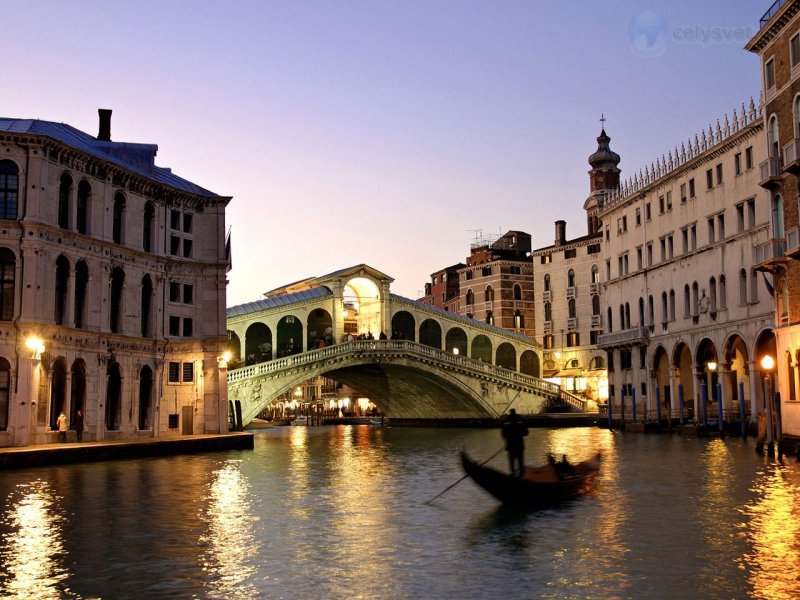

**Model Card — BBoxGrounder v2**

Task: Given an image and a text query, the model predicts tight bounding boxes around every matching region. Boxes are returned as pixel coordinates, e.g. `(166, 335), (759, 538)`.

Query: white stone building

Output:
(0, 110), (231, 447)
(597, 103), (776, 426)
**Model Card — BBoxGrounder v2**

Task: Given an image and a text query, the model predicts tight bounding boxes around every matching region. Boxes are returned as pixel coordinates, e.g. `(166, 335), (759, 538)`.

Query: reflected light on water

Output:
(0, 480), (69, 599)
(738, 464), (800, 600)
(200, 460), (259, 599)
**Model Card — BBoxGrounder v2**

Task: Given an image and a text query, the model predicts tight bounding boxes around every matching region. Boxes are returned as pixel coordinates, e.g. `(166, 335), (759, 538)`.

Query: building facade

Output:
(748, 0), (800, 452)
(0, 110), (231, 447)
(458, 230), (535, 339)
(418, 263), (463, 313)
(598, 105), (775, 426)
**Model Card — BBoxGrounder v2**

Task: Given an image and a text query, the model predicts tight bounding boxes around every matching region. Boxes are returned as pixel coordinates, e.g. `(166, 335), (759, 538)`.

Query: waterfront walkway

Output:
(0, 432), (254, 470)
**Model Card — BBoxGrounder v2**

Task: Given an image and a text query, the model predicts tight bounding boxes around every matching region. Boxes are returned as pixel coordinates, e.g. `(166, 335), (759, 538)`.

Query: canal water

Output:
(1, 426), (799, 600)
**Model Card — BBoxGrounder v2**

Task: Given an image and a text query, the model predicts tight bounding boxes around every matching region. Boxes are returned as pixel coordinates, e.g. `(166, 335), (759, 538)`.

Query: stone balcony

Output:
(597, 325), (649, 348)
(786, 226), (800, 260)
(759, 156), (783, 190)
(783, 139), (800, 175)
(753, 237), (786, 273)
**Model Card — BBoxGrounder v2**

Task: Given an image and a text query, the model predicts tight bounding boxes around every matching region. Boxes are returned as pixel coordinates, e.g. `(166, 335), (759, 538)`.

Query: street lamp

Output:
(760, 354), (776, 457)
(25, 336), (45, 360)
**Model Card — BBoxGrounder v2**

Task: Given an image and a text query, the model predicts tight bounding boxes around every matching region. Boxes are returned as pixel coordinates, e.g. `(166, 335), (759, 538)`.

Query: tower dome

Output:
(588, 129), (621, 170)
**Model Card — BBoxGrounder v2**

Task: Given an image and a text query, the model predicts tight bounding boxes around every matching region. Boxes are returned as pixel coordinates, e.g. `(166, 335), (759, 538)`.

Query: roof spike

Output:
(749, 97), (756, 120)
(723, 114), (730, 137)
(715, 119), (722, 142)
(732, 107), (739, 130)
(741, 103), (748, 125)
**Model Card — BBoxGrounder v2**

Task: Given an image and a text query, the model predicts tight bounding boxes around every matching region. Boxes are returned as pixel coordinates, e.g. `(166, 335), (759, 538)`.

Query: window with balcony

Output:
(567, 268), (575, 288)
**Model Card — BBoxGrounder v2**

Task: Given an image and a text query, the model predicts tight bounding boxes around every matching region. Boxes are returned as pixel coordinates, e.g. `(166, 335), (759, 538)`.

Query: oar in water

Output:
(424, 446), (505, 505)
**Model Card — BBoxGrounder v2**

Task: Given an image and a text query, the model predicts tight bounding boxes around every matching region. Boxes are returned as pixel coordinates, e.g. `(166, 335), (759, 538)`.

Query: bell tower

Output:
(584, 116), (621, 234)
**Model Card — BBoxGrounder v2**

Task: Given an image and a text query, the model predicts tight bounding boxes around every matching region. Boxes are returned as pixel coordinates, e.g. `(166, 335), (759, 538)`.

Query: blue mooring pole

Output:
(739, 381), (746, 438)
(608, 394), (613, 430)
(655, 385), (661, 428)
(701, 381), (708, 427)
(678, 384), (685, 426)
(631, 388), (637, 422)
(716, 382), (724, 434)
(621, 386), (627, 427)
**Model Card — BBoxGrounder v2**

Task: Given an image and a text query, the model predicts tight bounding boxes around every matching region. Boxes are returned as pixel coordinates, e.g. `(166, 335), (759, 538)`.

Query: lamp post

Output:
(760, 354), (775, 457)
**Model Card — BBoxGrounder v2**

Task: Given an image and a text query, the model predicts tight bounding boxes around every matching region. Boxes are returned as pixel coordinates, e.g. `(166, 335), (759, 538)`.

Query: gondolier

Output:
(501, 409), (528, 477)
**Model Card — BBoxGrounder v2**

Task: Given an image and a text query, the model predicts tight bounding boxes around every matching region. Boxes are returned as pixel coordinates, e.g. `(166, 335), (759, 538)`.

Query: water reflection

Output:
(739, 462), (800, 600)
(0, 480), (70, 599)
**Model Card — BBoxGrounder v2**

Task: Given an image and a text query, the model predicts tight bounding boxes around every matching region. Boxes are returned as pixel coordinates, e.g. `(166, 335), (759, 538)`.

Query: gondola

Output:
(460, 450), (601, 507)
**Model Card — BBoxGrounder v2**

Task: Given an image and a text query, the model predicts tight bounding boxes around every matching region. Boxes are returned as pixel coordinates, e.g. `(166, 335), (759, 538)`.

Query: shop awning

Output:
(555, 368), (584, 378)
(543, 369), (559, 378)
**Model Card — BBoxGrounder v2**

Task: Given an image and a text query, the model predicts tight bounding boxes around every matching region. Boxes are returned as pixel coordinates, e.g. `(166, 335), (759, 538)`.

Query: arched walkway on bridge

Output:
(277, 316), (302, 357)
(445, 327), (468, 356)
(471, 334), (492, 364)
(245, 322), (272, 365)
(307, 308), (333, 349)
(392, 311), (415, 341)
(419, 319), (442, 349)
(496, 342), (516, 370)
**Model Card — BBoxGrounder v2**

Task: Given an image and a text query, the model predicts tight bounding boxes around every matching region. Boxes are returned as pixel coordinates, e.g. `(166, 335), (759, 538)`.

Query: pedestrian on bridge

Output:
(501, 409), (528, 477)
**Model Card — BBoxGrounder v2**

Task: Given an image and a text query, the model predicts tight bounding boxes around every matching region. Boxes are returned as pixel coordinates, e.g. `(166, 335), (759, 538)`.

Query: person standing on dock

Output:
(74, 410), (84, 442)
(57, 411), (68, 443)
(501, 409), (528, 477)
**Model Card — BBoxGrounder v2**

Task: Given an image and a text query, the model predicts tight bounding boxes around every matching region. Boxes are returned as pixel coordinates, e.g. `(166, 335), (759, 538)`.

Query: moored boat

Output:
(460, 450), (601, 507)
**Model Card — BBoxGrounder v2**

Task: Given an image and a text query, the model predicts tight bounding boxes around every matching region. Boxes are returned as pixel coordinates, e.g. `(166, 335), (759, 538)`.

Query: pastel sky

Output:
(2, 1), (764, 305)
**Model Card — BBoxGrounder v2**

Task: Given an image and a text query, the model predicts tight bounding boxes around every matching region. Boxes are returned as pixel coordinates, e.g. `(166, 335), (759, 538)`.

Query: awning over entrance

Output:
(554, 368), (584, 378)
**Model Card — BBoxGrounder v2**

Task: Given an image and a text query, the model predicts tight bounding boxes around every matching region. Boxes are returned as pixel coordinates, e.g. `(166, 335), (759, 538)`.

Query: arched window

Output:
(591, 264), (600, 284)
(513, 284), (522, 301)
(105, 361), (122, 430)
(567, 269), (576, 288)
(769, 115), (780, 158)
(638, 298), (644, 327)
(692, 282), (699, 315)
(0, 248), (15, 321)
(794, 95), (800, 138)
(709, 277), (717, 313)
(58, 173), (72, 229)
(647, 295), (654, 326)
(625, 303), (630, 329)
(112, 191), (126, 244)
(70, 359), (86, 430)
(54, 255), (69, 326)
(0, 160), (19, 220)
(544, 302), (552, 322)
(110, 267), (125, 333)
(466, 289), (474, 306)
(669, 289), (676, 321)
(76, 181), (91, 234)
(139, 365), (153, 430)
(661, 292), (668, 323)
(719, 275), (727, 310)
(74, 261), (88, 329)
(684, 284), (691, 318)
(592, 295), (600, 316)
(485, 285), (494, 302)
(141, 275), (153, 337)
(773, 194), (784, 239)
(568, 298), (576, 318)
(619, 305), (625, 330)
(0, 357), (9, 431)
(739, 269), (748, 305)
(751, 268), (760, 303)
(143, 202), (155, 253)
(49, 358), (67, 431)
(607, 307), (613, 332)
(544, 274), (550, 292)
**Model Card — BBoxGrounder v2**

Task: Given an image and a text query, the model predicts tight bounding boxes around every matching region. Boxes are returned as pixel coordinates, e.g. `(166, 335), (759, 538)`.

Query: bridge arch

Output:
(419, 318), (442, 349)
(520, 350), (539, 377)
(392, 311), (416, 341)
(245, 322), (271, 365)
(307, 308), (333, 349)
(277, 316), (302, 357)
(343, 276), (383, 337)
(471, 334), (492, 363)
(445, 327), (468, 356)
(496, 342), (516, 370)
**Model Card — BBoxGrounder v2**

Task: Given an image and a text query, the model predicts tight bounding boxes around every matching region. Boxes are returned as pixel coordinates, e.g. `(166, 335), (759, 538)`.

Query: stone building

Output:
(748, 0), (800, 452)
(0, 110), (231, 447)
(418, 263), (463, 313)
(597, 104), (775, 426)
(530, 129), (615, 406)
(458, 230), (535, 339)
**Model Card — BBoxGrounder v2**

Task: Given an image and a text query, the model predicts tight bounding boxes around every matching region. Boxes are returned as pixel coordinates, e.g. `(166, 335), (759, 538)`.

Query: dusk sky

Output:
(3, 1), (764, 305)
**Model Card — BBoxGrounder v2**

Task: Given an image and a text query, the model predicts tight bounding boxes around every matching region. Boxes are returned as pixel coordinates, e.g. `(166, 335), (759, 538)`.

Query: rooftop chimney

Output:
(555, 220), (566, 246)
(98, 109), (112, 141)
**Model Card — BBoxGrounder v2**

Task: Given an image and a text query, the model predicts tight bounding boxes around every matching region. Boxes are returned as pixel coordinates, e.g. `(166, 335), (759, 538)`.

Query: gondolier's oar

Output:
(424, 446), (505, 505)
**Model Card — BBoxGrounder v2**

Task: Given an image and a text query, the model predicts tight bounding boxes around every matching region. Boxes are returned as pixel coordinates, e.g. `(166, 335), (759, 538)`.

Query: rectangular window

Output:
(667, 235), (674, 259)
(183, 239), (193, 258)
(706, 169), (713, 189)
(183, 213), (193, 233)
(182, 362), (194, 382)
(623, 253), (629, 274)
(590, 330), (599, 345)
(708, 218), (715, 244)
(680, 183), (687, 204)
(747, 199), (756, 228)
(690, 224), (697, 250)
(791, 33), (800, 67)
(666, 192), (672, 211)
(765, 57), (776, 89)
(587, 243), (601, 254)
(183, 318), (193, 337)
(606, 260), (611, 281)
(645, 203), (651, 220)
(607, 352), (614, 372)
(183, 284), (194, 305)
(735, 153), (742, 175)
(622, 215), (628, 231)
(682, 227), (689, 253)
(636, 246), (643, 270)
(168, 361), (180, 383)
(564, 248), (577, 259)
(737, 203), (745, 232)
(482, 267), (492, 276)
(169, 316), (180, 336)
(717, 214), (725, 240)
(659, 196), (665, 215)
(465, 270), (473, 279)
(170, 236), (180, 255)
(646, 243), (653, 267)
(689, 178), (695, 198)
(635, 207), (641, 226)
(639, 347), (646, 369)
(170, 210), (181, 230)
(605, 226), (610, 241)
(745, 146), (753, 170)
(567, 332), (580, 347)
(660, 238), (666, 262)
(169, 282), (180, 302)
(618, 256), (623, 277)
(716, 163), (723, 185)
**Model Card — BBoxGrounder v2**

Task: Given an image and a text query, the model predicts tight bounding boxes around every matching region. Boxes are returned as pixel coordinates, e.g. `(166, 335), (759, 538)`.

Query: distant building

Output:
(0, 110), (231, 447)
(418, 263), (463, 313)
(531, 129), (613, 405)
(458, 231), (535, 339)
(748, 0), (800, 452)
(598, 104), (774, 426)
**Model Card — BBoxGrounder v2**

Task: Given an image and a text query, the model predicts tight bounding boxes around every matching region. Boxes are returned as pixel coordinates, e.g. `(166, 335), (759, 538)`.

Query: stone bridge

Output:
(225, 265), (585, 425)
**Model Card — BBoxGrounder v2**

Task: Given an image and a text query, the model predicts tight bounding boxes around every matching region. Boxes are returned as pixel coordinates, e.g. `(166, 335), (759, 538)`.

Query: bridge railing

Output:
(558, 389), (587, 412)
(227, 340), (562, 399)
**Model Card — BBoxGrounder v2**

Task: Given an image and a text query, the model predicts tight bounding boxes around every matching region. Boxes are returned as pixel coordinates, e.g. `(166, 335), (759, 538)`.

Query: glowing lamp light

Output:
(555, 351), (562, 360)
(761, 355), (775, 371)
(453, 348), (459, 355)
(25, 336), (45, 359)
(222, 351), (232, 363)
(707, 361), (717, 372)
